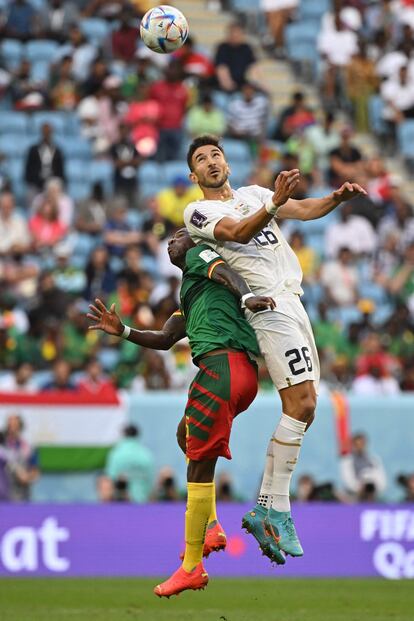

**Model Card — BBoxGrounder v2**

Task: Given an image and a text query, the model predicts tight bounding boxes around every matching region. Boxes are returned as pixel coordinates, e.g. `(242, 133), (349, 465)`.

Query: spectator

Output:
(52, 243), (87, 295)
(328, 126), (362, 187)
(340, 432), (387, 501)
(77, 357), (117, 398)
(151, 466), (182, 501)
(355, 331), (400, 381)
(75, 183), (107, 235)
(352, 363), (401, 395)
(0, 191), (31, 257)
(140, 196), (176, 257)
(384, 242), (414, 304)
(186, 93), (227, 138)
(54, 24), (97, 82)
(10, 59), (47, 111)
(62, 300), (99, 369)
(49, 56), (79, 111)
(261, 0), (299, 58)
(214, 22), (256, 92)
(156, 176), (203, 227)
(30, 270), (71, 324)
(31, 177), (74, 227)
(2, 0), (41, 41)
(111, 8), (140, 64)
(41, 359), (75, 391)
(3, 413), (39, 501)
(104, 198), (142, 257)
(110, 122), (140, 202)
(380, 64), (414, 138)
(79, 57), (109, 98)
(148, 61), (190, 162)
(378, 189), (414, 252)
(173, 35), (215, 83)
(105, 424), (154, 503)
(397, 473), (414, 502)
(131, 349), (171, 391)
(274, 91), (315, 143)
(227, 82), (269, 147)
(84, 245), (117, 301)
(40, 0), (79, 42)
(29, 198), (68, 251)
(320, 246), (359, 307)
(325, 202), (377, 259)
(304, 111), (340, 174)
(289, 230), (319, 284)
(216, 472), (243, 501)
(24, 123), (65, 193)
(96, 474), (114, 502)
(0, 431), (10, 501)
(0, 363), (36, 393)
(345, 39), (379, 133)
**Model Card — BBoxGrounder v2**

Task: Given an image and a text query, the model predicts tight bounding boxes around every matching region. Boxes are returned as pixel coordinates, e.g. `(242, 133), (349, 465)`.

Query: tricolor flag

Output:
(0, 392), (127, 471)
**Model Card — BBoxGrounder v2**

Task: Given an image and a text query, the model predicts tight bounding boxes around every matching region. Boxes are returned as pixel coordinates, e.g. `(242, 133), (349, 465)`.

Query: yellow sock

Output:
(182, 482), (214, 573)
(208, 483), (217, 525)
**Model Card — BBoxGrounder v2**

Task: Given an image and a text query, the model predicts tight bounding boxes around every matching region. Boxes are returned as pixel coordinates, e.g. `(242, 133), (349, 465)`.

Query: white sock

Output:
(257, 440), (274, 509)
(270, 414), (307, 513)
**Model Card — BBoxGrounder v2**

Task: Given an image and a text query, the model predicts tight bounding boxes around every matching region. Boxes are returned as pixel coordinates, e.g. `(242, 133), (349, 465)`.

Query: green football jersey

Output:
(180, 244), (260, 362)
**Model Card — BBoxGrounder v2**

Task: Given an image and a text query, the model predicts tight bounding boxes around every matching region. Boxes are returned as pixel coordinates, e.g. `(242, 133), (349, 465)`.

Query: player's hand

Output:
(245, 296), (276, 313)
(272, 169), (300, 207)
(332, 182), (367, 204)
(87, 298), (124, 336)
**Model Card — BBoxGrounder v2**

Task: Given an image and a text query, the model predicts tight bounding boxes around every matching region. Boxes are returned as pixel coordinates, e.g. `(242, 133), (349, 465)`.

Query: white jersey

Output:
(183, 185), (304, 298)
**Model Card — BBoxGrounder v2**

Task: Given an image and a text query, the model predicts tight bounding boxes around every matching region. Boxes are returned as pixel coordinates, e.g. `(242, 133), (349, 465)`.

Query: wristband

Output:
(121, 324), (131, 339)
(264, 199), (280, 216)
(241, 292), (255, 309)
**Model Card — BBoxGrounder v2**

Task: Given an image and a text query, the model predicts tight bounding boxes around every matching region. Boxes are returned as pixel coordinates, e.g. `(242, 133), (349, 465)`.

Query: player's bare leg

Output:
(176, 416), (227, 558)
(154, 458), (216, 598)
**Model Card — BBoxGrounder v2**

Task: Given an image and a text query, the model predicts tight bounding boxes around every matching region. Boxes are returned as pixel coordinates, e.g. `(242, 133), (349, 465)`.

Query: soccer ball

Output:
(140, 5), (189, 54)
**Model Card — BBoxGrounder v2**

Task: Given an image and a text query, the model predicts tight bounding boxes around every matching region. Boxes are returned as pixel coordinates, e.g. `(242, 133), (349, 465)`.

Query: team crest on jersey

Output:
(190, 210), (207, 228)
(234, 202), (250, 215)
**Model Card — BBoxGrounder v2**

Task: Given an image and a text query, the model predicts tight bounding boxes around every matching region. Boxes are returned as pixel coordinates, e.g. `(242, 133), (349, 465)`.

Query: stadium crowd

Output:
(0, 0), (413, 398)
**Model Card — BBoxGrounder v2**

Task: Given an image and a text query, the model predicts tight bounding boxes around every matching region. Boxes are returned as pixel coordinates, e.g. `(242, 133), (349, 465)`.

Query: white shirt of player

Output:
(184, 185), (303, 299)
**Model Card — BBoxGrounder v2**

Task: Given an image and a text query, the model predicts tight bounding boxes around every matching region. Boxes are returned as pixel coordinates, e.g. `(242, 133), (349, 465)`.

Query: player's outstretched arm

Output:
(211, 263), (276, 312)
(87, 298), (186, 350)
(214, 170), (300, 244)
(276, 182), (367, 221)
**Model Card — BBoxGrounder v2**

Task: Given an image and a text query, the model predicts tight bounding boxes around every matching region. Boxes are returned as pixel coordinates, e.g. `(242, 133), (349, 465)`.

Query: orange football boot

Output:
(203, 521), (227, 557)
(153, 562), (209, 598)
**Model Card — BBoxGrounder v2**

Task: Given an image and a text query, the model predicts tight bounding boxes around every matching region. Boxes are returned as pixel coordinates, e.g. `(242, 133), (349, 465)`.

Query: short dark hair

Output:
(186, 134), (225, 171)
(124, 424), (139, 438)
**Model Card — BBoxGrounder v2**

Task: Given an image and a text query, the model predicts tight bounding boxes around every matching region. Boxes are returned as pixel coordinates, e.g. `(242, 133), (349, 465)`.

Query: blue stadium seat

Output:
(162, 160), (189, 184)
(299, 0), (331, 20)
(397, 120), (414, 160)
(80, 18), (111, 46)
(221, 139), (252, 163)
(89, 160), (114, 196)
(30, 60), (50, 82)
(211, 90), (233, 113)
(66, 159), (89, 181)
(0, 112), (28, 135)
(286, 20), (320, 45)
(369, 95), (386, 136)
(138, 161), (163, 197)
(25, 40), (59, 62)
(31, 111), (68, 136)
(68, 180), (92, 202)
(56, 136), (92, 160)
(1, 39), (23, 69)
(0, 135), (32, 157)
(358, 281), (387, 305)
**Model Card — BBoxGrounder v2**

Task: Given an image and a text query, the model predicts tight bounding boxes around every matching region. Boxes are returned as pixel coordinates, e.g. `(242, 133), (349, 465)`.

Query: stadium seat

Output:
(80, 18), (111, 46)
(0, 135), (32, 158)
(56, 136), (92, 160)
(358, 281), (387, 305)
(89, 160), (114, 196)
(66, 159), (89, 182)
(30, 60), (50, 82)
(68, 180), (92, 202)
(25, 40), (59, 62)
(397, 120), (414, 160)
(0, 112), (28, 135)
(162, 160), (189, 184)
(31, 111), (68, 136)
(299, 0), (331, 20)
(1, 39), (23, 69)
(221, 139), (252, 163)
(286, 21), (320, 46)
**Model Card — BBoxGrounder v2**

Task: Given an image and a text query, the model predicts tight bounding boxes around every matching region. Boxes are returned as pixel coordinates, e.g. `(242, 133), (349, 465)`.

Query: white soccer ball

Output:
(140, 5), (189, 54)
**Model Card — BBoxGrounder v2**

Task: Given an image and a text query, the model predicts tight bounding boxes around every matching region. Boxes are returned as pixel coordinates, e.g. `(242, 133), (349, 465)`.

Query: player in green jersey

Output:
(87, 229), (276, 597)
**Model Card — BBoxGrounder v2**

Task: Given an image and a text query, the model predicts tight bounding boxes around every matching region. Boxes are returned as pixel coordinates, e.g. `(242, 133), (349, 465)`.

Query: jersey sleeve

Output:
(185, 245), (226, 279)
(184, 202), (228, 242)
(245, 184), (274, 205)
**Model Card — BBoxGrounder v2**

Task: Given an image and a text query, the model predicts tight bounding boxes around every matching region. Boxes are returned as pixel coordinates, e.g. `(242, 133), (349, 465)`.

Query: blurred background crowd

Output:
(0, 0), (414, 503)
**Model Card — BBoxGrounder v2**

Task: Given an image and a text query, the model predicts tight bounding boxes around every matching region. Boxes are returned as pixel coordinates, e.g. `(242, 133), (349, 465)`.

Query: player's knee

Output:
(299, 394), (316, 422)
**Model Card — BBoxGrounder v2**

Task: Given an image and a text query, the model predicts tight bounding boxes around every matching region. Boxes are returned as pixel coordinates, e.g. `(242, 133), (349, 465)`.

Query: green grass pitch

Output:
(1, 578), (413, 621)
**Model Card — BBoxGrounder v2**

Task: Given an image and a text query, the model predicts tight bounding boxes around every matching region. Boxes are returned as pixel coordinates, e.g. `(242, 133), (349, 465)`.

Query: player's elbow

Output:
(233, 228), (252, 244)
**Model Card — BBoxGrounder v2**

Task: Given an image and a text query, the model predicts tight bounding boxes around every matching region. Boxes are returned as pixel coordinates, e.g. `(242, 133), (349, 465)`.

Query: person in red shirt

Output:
(111, 9), (140, 64)
(148, 60), (190, 162)
(77, 357), (117, 398)
(29, 198), (67, 250)
(173, 36), (215, 85)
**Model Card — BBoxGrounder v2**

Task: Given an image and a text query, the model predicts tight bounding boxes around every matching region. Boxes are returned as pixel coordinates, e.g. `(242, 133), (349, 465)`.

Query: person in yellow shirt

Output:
(156, 176), (203, 226)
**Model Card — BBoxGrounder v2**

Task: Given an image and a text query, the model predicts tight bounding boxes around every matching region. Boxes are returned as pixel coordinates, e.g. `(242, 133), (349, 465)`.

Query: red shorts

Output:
(185, 351), (258, 461)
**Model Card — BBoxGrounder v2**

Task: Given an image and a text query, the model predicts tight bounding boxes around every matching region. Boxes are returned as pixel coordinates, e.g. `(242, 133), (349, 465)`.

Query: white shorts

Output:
(247, 293), (320, 392)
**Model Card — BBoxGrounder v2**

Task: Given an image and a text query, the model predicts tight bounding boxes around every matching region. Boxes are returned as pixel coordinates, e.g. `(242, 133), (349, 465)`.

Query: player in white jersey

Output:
(183, 135), (366, 563)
